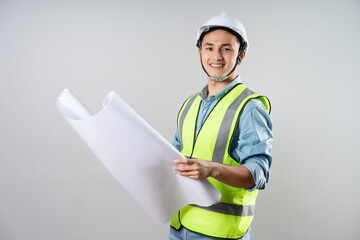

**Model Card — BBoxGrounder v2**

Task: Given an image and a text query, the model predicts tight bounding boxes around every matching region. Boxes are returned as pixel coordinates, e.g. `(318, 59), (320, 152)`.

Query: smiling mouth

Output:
(210, 63), (224, 68)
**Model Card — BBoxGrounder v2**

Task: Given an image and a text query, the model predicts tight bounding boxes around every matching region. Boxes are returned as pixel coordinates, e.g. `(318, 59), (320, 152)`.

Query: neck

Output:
(207, 75), (237, 97)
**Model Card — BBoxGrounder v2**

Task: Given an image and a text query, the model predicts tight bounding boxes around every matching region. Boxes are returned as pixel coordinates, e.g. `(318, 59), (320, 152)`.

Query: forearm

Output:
(174, 158), (255, 189)
(209, 162), (255, 189)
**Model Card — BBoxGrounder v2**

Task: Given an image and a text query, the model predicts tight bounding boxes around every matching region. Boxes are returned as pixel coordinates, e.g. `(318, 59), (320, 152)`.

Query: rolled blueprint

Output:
(57, 89), (220, 224)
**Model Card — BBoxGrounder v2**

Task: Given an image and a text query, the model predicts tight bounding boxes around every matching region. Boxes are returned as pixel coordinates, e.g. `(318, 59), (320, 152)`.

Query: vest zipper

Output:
(189, 102), (202, 159)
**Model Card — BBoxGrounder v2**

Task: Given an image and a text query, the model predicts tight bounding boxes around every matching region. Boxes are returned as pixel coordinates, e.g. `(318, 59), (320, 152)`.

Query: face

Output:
(199, 29), (241, 81)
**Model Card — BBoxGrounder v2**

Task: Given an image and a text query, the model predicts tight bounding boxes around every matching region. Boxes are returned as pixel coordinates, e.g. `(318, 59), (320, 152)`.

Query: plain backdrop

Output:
(1, 0), (359, 239)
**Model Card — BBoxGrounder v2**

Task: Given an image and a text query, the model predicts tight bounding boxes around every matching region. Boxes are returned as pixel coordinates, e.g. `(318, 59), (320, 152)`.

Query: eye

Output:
(205, 47), (213, 51)
(223, 48), (232, 51)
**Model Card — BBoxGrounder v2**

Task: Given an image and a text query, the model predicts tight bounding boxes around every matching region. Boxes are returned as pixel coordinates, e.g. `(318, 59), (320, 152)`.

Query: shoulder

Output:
(176, 92), (201, 120)
(243, 98), (268, 114)
(179, 92), (200, 108)
(240, 98), (272, 128)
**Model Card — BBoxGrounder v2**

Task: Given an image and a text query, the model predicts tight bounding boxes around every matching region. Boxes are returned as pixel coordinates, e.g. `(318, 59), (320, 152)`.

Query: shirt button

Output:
(203, 110), (206, 113)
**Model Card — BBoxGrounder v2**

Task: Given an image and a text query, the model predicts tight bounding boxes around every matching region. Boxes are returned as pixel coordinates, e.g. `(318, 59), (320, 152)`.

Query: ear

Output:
(237, 51), (246, 65)
(198, 48), (201, 58)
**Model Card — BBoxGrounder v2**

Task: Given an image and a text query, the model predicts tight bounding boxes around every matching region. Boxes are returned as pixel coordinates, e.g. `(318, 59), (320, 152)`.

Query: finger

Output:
(187, 175), (201, 180)
(174, 158), (194, 165)
(179, 171), (200, 178)
(173, 164), (196, 172)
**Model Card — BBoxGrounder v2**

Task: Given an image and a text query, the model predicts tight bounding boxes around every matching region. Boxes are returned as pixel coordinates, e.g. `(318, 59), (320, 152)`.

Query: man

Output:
(169, 13), (273, 240)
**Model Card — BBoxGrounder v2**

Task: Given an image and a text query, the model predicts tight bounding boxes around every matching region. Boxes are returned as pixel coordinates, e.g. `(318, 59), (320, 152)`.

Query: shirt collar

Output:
(199, 76), (242, 101)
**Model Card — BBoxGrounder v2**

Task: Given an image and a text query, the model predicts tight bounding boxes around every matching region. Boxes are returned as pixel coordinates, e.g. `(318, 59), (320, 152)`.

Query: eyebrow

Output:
(203, 43), (233, 47)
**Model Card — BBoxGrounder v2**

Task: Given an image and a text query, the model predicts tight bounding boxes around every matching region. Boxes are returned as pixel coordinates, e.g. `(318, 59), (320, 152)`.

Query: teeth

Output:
(211, 64), (222, 67)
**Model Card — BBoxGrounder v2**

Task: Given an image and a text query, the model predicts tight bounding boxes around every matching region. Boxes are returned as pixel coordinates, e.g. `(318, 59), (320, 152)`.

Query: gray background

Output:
(1, 0), (359, 239)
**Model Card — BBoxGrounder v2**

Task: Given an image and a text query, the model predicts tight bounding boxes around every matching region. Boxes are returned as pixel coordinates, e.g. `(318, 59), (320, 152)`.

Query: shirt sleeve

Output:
(172, 128), (182, 152)
(231, 99), (273, 191)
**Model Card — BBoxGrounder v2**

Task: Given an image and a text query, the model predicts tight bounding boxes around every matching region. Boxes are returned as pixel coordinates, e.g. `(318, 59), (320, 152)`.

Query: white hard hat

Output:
(196, 12), (248, 52)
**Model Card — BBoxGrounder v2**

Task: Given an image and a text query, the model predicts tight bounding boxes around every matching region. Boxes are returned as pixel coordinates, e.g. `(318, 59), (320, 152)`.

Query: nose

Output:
(214, 49), (223, 60)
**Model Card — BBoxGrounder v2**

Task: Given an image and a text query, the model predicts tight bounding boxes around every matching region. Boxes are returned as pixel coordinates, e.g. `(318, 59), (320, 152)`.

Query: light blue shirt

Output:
(172, 77), (273, 191)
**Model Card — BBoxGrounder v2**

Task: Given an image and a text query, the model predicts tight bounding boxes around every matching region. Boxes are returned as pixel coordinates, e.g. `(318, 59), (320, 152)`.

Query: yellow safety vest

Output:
(170, 83), (271, 239)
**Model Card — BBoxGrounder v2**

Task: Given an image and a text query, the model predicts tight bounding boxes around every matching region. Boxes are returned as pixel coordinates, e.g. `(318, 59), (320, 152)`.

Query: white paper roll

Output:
(57, 89), (220, 224)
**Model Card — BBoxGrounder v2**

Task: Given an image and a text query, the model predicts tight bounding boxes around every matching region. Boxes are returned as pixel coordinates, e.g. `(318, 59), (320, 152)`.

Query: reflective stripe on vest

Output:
(178, 93), (198, 152)
(190, 202), (255, 216)
(170, 83), (271, 239)
(211, 87), (254, 163)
